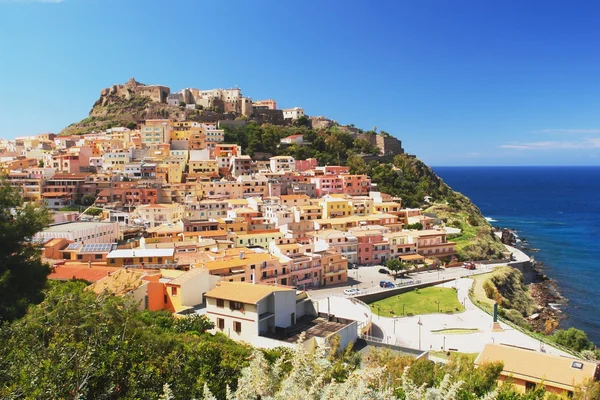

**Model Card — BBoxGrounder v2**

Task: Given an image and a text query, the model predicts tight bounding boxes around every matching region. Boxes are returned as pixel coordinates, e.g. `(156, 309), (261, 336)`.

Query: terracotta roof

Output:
(167, 268), (206, 286)
(475, 344), (598, 391)
(88, 269), (149, 296)
(205, 281), (294, 304)
(48, 263), (121, 282)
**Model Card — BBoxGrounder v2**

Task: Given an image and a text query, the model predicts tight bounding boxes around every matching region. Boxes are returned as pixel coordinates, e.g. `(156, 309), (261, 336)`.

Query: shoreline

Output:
(495, 227), (567, 335)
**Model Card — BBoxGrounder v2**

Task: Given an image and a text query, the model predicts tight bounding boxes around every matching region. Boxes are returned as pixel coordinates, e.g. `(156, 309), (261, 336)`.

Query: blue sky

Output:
(1, 0), (599, 166)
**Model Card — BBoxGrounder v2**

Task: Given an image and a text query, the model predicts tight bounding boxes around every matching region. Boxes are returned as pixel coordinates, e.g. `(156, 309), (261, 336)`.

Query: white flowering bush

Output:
(197, 336), (501, 400)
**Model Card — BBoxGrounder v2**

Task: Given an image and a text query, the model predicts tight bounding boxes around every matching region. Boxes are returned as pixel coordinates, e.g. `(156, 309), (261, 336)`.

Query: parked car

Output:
(378, 268), (390, 275)
(343, 288), (362, 296)
(379, 280), (394, 288)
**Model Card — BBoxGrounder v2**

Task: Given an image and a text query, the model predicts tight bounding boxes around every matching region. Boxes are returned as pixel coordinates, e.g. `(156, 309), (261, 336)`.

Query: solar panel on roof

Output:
(66, 243), (81, 250)
(81, 243), (114, 252)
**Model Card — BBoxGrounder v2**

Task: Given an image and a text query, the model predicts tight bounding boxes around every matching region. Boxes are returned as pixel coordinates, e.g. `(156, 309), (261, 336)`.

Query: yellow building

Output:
(229, 230), (284, 249)
(157, 162), (183, 184)
(319, 197), (354, 219)
(106, 248), (176, 268)
(476, 344), (600, 397)
(188, 159), (219, 177)
(217, 217), (249, 233)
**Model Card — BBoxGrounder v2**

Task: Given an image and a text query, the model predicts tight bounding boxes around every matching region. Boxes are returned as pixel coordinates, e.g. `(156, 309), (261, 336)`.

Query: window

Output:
(77, 255), (83, 260)
(216, 299), (224, 308)
(525, 382), (536, 392)
(217, 318), (225, 330)
(171, 287), (178, 296)
(164, 294), (168, 304)
(95, 254), (102, 259)
(230, 301), (244, 311)
(234, 321), (242, 333)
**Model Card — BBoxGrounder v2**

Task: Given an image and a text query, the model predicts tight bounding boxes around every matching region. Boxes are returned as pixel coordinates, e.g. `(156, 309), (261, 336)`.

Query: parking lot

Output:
(308, 264), (497, 300)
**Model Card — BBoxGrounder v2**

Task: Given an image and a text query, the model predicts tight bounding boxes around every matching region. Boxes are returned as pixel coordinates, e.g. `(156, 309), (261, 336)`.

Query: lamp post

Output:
(403, 303), (406, 317)
(377, 306), (381, 320)
(443, 336), (446, 351)
(393, 315), (398, 335)
(435, 300), (440, 313)
(417, 318), (423, 350)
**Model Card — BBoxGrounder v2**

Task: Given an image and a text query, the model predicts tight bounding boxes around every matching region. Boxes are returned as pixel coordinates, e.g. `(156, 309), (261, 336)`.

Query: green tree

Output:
(0, 180), (51, 322)
(38, 159), (44, 168)
(179, 101), (186, 107)
(80, 194), (96, 207)
(386, 258), (407, 279)
(553, 328), (594, 352)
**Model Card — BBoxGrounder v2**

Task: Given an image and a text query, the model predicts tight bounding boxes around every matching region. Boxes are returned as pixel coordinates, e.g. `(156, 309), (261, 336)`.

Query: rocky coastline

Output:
(497, 227), (567, 334)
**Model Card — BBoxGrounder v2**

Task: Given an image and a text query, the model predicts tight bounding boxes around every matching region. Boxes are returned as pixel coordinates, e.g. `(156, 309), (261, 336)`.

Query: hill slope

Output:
(59, 82), (506, 260)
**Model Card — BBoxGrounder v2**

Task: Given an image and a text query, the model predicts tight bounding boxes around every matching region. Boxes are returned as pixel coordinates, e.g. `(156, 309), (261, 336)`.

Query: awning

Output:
(230, 267), (245, 274)
(400, 254), (425, 261)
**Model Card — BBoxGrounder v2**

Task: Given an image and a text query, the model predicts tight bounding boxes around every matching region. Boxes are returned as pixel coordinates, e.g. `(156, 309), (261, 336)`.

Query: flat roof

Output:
(107, 248), (175, 259)
(205, 281), (294, 304)
(42, 221), (116, 233)
(261, 315), (352, 343)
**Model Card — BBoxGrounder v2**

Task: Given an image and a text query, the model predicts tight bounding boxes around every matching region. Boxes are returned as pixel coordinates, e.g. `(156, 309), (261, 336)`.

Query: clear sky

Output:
(1, 0), (599, 166)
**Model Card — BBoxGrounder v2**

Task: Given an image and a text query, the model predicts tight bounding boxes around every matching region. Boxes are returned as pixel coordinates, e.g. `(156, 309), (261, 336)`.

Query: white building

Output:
(282, 107), (305, 120)
(35, 221), (120, 244)
(205, 281), (358, 350)
(269, 156), (295, 173)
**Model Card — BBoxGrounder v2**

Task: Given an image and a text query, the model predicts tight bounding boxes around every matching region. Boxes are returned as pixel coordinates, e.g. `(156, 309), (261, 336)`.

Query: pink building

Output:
(310, 176), (343, 197)
(354, 231), (390, 265)
(341, 174), (371, 196)
(295, 157), (318, 172)
(253, 99), (277, 110)
(323, 166), (350, 175)
(51, 154), (81, 174)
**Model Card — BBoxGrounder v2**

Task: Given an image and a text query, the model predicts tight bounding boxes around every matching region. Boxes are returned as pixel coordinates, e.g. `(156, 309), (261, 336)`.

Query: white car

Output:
(343, 288), (362, 296)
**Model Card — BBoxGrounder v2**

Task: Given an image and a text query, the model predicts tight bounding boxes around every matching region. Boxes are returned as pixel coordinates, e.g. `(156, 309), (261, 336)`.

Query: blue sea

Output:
(433, 166), (600, 344)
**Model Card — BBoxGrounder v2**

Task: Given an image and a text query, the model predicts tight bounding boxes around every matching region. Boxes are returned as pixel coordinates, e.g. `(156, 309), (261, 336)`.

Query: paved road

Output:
(373, 278), (572, 357)
(308, 263), (499, 300)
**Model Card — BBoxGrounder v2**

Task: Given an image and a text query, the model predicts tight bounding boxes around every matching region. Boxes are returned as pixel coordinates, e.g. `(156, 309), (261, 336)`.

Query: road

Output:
(308, 263), (498, 300)
(372, 278), (572, 357)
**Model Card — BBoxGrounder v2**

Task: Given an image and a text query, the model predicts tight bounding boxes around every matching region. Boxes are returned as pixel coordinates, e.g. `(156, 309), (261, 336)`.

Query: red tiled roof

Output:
(49, 263), (120, 282)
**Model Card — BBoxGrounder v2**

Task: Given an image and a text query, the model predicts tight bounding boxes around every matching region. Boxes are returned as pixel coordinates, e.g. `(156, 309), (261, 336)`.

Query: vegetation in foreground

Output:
(4, 280), (600, 399)
(370, 287), (465, 317)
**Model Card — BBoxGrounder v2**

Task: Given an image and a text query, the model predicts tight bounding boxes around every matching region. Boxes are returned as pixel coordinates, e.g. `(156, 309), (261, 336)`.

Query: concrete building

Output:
(269, 156), (295, 173)
(282, 107), (305, 120)
(35, 221), (120, 244)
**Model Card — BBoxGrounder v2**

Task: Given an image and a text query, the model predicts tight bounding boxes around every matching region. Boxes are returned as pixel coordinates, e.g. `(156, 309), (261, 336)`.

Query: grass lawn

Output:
(369, 287), (465, 317)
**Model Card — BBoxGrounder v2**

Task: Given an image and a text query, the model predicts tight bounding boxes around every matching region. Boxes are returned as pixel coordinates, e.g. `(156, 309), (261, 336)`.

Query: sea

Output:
(433, 166), (600, 344)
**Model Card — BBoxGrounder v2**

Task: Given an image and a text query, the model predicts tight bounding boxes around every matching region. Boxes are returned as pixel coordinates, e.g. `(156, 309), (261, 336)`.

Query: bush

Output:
(503, 308), (530, 329)
(553, 328), (594, 352)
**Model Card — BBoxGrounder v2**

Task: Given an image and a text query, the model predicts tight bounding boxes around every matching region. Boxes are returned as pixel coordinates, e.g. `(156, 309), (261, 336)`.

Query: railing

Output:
(123, 263), (178, 270)
(467, 281), (579, 358)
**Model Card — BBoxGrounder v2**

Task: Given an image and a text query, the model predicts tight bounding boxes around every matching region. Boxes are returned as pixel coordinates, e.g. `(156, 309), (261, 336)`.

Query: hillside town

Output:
(1, 87), (599, 398)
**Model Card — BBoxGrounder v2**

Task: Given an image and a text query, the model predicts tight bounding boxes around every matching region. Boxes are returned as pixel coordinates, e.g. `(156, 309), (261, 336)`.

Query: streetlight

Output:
(393, 316), (398, 335)
(377, 306), (381, 320)
(402, 303), (406, 317)
(434, 300), (440, 313)
(443, 336), (446, 351)
(417, 318), (423, 350)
